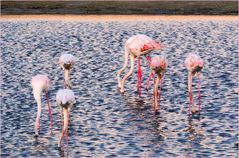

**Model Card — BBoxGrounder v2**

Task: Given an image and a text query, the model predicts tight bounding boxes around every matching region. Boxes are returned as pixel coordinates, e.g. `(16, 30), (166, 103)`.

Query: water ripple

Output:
(1, 20), (237, 157)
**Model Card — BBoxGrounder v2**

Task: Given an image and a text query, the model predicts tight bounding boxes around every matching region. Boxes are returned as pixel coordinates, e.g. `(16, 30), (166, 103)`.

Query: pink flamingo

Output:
(59, 54), (76, 89)
(117, 34), (161, 94)
(185, 53), (204, 114)
(31, 75), (52, 136)
(149, 56), (168, 114)
(56, 89), (75, 148)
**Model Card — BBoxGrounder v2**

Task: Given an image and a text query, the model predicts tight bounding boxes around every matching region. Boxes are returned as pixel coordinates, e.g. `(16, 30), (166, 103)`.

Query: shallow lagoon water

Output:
(1, 19), (238, 157)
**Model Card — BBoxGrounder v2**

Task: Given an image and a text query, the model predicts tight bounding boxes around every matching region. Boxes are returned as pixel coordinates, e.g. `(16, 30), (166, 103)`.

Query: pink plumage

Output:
(56, 89), (76, 107)
(56, 89), (75, 148)
(126, 34), (161, 56)
(58, 54), (76, 88)
(31, 74), (52, 136)
(147, 56), (167, 114)
(31, 75), (50, 92)
(150, 56), (168, 74)
(117, 34), (161, 94)
(185, 53), (203, 115)
(59, 54), (76, 69)
(185, 53), (203, 74)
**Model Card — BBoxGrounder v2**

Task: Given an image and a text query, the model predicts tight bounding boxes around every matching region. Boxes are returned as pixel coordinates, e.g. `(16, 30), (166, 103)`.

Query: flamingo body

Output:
(31, 75), (50, 93)
(117, 34), (161, 94)
(126, 34), (161, 56)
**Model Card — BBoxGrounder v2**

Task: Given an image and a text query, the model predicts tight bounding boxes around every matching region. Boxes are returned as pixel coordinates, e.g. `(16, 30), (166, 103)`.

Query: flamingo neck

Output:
(58, 108), (69, 147)
(33, 90), (42, 135)
(154, 76), (160, 112)
(64, 69), (71, 88)
(63, 108), (69, 132)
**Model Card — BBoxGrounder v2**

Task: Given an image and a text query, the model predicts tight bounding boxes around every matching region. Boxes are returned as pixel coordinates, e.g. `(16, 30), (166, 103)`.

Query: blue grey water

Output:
(1, 20), (238, 157)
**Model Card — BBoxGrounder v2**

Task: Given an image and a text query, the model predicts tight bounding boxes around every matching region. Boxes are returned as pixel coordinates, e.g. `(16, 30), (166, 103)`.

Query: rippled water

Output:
(1, 19), (238, 157)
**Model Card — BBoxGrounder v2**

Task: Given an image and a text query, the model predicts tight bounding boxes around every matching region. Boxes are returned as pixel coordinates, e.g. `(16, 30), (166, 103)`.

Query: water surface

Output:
(1, 19), (238, 157)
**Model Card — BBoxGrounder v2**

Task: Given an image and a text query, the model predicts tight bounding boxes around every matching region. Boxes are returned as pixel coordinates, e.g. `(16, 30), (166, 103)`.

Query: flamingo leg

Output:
(45, 92), (53, 134)
(158, 77), (162, 112)
(188, 73), (196, 114)
(34, 97), (42, 136)
(153, 75), (156, 113)
(197, 74), (201, 113)
(137, 56), (142, 95)
(145, 55), (151, 66)
(145, 55), (154, 91)
(120, 54), (135, 93)
(145, 71), (154, 91)
(188, 73), (193, 115)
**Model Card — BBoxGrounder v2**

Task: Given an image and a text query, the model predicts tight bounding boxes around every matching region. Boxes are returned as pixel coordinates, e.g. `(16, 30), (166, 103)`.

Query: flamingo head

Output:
(59, 54), (76, 70)
(185, 53), (204, 76)
(56, 89), (76, 110)
(59, 54), (76, 88)
(150, 56), (168, 78)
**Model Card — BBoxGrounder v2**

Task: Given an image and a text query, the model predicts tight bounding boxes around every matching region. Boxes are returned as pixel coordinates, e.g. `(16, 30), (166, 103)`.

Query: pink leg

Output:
(198, 74), (201, 113)
(145, 71), (154, 91)
(188, 73), (193, 115)
(189, 90), (193, 106)
(137, 56), (142, 95)
(45, 92), (53, 133)
(146, 55), (151, 66)
(158, 78), (162, 112)
(153, 76), (156, 113)
(153, 76), (158, 114)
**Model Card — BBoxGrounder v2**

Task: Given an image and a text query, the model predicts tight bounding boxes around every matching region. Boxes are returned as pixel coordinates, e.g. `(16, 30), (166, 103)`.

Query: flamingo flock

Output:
(31, 34), (204, 148)
(31, 54), (76, 148)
